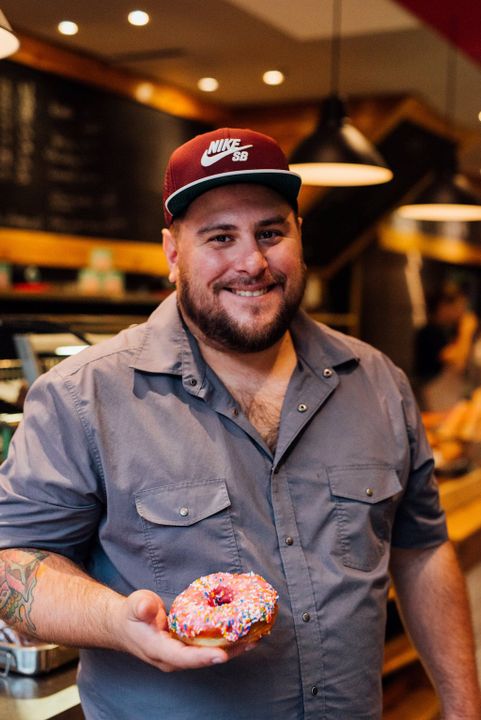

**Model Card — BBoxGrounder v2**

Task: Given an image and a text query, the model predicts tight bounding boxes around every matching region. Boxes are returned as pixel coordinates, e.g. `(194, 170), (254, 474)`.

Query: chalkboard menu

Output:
(0, 60), (210, 242)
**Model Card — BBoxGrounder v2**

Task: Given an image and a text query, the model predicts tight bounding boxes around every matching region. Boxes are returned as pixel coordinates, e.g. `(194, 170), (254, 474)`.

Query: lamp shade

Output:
(0, 10), (19, 59)
(289, 96), (393, 186)
(397, 149), (481, 222)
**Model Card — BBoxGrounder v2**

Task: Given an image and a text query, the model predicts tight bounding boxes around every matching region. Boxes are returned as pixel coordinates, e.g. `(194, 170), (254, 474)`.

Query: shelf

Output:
(0, 289), (168, 305)
(0, 289), (170, 319)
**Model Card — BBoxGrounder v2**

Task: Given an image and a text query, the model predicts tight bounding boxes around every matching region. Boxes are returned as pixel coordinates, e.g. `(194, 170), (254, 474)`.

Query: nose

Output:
(235, 240), (269, 276)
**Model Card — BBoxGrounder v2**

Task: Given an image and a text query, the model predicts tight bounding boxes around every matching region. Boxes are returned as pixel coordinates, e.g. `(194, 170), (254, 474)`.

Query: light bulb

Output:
(197, 77), (219, 93)
(262, 70), (285, 86)
(58, 21), (79, 36)
(128, 11), (150, 26)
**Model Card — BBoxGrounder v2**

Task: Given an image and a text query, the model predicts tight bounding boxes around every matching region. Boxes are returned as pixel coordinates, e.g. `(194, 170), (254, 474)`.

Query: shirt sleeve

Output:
(391, 366), (449, 549)
(0, 367), (104, 564)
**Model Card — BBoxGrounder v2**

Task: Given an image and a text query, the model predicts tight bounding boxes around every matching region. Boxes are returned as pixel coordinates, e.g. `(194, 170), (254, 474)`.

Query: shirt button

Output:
(311, 686), (319, 696)
(232, 407), (239, 417)
(323, 368), (333, 378)
(297, 403), (308, 413)
(285, 536), (294, 546)
(302, 612), (311, 622)
(189, 378), (197, 386)
(179, 507), (189, 517)
(366, 488), (374, 497)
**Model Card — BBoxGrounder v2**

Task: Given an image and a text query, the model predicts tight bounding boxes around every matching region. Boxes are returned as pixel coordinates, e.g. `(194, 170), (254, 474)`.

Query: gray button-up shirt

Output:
(0, 292), (447, 719)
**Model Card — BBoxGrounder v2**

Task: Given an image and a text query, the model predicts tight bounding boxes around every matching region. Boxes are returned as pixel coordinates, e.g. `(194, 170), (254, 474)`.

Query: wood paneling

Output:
(13, 33), (228, 125)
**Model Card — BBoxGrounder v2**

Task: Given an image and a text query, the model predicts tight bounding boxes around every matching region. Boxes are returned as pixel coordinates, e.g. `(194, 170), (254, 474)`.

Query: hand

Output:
(116, 589), (254, 672)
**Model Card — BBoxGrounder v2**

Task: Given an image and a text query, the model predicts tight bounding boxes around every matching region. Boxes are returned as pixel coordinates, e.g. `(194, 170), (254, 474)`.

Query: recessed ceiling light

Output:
(262, 70), (285, 86)
(135, 83), (154, 102)
(128, 10), (150, 26)
(58, 20), (79, 36)
(197, 77), (219, 93)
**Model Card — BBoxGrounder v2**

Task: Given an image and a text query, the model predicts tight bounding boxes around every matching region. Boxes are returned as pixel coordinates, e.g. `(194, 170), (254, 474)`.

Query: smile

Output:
(230, 288), (270, 297)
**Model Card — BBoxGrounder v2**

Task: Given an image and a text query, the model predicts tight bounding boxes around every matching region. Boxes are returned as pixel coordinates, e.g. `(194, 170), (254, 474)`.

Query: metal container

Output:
(0, 642), (78, 676)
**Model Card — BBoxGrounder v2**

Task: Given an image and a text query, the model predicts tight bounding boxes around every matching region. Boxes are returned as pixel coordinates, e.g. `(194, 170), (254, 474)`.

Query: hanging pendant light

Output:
(396, 155), (481, 221)
(289, 0), (393, 187)
(0, 10), (19, 59)
(397, 35), (481, 222)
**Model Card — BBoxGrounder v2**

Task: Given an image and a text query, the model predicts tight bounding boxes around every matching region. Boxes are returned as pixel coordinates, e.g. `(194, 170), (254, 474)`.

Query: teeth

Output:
(232, 288), (268, 297)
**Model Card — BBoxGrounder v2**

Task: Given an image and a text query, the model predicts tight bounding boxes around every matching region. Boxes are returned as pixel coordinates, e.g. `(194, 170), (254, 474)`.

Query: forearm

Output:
(390, 541), (481, 719)
(0, 548), (124, 649)
(0, 547), (230, 671)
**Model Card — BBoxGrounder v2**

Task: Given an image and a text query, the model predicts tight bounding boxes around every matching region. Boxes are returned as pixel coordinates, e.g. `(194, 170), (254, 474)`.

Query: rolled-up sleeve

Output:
(391, 368), (448, 548)
(0, 367), (104, 563)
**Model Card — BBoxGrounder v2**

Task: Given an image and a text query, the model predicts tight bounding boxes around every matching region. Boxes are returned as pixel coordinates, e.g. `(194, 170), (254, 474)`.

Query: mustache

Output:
(213, 270), (287, 292)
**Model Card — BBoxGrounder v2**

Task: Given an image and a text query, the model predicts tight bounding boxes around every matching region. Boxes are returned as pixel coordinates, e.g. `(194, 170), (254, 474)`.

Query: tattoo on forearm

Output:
(0, 549), (48, 634)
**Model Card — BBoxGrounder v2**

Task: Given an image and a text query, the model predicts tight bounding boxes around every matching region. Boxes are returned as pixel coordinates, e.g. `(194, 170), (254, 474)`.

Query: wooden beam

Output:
(12, 32), (228, 125)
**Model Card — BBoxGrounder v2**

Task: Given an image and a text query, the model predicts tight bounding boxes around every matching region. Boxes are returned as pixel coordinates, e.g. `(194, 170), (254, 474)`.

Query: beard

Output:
(177, 265), (306, 353)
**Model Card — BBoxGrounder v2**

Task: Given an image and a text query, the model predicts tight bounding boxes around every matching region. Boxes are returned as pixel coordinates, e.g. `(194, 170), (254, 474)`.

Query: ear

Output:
(162, 227), (179, 284)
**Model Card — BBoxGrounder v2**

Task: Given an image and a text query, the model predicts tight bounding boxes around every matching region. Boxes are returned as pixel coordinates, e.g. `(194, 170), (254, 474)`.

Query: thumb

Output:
(128, 589), (166, 626)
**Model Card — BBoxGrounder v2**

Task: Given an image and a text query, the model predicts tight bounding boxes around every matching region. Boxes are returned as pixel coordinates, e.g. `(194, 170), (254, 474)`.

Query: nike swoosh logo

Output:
(200, 144), (253, 167)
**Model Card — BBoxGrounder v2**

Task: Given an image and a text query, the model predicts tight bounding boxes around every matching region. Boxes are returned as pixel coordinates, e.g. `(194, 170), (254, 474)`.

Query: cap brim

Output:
(165, 169), (302, 220)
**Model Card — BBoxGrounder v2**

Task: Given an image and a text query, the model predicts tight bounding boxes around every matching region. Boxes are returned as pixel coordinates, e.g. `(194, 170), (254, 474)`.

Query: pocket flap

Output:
(327, 465), (402, 504)
(135, 480), (231, 527)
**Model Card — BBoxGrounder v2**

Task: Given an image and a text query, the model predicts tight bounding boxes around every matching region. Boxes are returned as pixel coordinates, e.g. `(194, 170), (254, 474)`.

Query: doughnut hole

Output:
(207, 585), (234, 606)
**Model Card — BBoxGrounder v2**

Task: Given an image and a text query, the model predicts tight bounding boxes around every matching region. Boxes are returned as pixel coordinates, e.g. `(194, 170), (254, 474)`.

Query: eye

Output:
(207, 234), (233, 245)
(258, 229), (281, 241)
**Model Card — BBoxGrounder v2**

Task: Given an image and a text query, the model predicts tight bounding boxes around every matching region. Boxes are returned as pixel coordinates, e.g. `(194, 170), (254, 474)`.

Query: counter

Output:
(0, 661), (83, 720)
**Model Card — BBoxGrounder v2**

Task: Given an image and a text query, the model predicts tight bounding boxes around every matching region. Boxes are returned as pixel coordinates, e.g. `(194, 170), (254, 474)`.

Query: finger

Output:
(156, 634), (229, 671)
(224, 641), (258, 661)
(129, 590), (165, 623)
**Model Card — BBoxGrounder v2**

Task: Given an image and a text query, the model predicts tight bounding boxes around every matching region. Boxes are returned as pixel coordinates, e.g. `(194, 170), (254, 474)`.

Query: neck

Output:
(185, 319), (297, 452)
(197, 331), (297, 383)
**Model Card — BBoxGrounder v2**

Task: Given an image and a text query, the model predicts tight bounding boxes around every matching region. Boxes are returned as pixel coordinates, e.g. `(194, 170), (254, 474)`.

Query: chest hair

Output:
(199, 333), (297, 453)
(229, 381), (287, 452)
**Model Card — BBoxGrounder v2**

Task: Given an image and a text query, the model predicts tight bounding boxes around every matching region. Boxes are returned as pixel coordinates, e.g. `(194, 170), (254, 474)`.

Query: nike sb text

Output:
(201, 138), (253, 166)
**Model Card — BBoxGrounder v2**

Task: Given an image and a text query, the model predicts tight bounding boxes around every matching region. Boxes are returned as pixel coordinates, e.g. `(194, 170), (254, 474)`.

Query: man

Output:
(0, 128), (479, 719)
(414, 282), (479, 411)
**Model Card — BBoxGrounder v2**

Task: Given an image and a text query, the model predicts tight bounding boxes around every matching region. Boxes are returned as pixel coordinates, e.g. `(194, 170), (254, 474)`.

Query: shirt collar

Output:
(290, 311), (360, 374)
(130, 292), (201, 376)
(130, 291), (359, 378)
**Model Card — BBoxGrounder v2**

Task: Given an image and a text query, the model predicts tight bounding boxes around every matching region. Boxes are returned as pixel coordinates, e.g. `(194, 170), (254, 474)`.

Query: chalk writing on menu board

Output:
(0, 60), (209, 242)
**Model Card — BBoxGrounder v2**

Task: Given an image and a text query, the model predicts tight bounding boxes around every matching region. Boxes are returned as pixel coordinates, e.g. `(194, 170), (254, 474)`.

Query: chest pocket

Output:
(135, 479), (242, 596)
(327, 465), (402, 572)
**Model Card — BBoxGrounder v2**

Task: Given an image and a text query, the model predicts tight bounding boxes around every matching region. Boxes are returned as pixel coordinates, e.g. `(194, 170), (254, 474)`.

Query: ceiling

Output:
(2, 0), (481, 134)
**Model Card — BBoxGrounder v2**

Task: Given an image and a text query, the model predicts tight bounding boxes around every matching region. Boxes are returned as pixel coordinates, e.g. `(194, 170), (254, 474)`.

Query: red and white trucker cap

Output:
(163, 127), (302, 225)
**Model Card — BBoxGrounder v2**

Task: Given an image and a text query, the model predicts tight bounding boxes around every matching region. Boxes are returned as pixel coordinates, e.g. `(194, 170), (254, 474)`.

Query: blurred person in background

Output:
(414, 281), (479, 412)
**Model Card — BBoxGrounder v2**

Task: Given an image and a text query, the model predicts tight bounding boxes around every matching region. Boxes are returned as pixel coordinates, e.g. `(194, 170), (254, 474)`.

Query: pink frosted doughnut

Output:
(167, 572), (279, 647)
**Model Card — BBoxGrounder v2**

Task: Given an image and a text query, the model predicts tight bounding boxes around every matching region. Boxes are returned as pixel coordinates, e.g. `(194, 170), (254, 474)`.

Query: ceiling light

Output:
(291, 95), (393, 186)
(0, 9), (19, 58)
(397, 42), (481, 222)
(135, 82), (154, 102)
(262, 70), (285, 86)
(128, 10), (150, 26)
(397, 204), (481, 222)
(58, 20), (79, 36)
(289, 0), (392, 187)
(397, 160), (481, 222)
(197, 77), (219, 93)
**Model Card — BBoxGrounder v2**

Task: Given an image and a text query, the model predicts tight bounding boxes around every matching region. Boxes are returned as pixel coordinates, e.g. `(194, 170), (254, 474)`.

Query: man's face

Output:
(163, 183), (306, 353)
